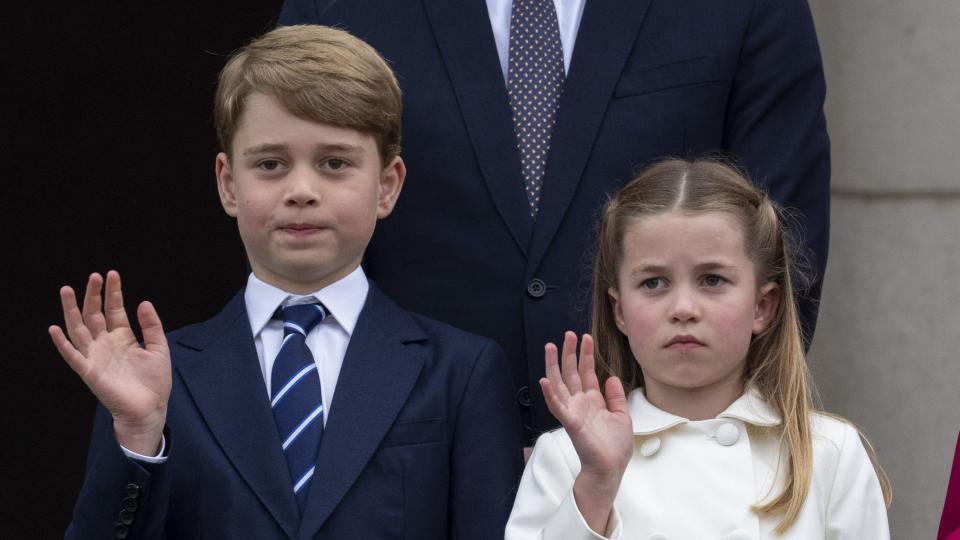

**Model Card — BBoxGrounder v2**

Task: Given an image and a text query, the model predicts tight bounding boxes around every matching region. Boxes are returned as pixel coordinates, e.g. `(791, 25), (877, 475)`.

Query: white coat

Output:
(505, 389), (889, 540)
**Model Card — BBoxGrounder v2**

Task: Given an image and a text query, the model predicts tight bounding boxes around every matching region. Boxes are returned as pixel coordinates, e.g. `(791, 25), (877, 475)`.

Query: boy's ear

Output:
(752, 282), (781, 335)
(608, 287), (626, 333)
(376, 156), (406, 219)
(215, 152), (239, 217)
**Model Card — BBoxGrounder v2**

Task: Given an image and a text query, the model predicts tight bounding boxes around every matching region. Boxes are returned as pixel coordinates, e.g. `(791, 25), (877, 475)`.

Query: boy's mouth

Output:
(279, 223), (326, 235)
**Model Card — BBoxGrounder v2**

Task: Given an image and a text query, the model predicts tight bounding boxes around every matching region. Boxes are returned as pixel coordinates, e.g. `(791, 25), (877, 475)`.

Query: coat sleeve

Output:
(448, 340), (525, 540)
(824, 423), (890, 539)
(723, 0), (831, 344)
(66, 405), (171, 540)
(505, 432), (623, 540)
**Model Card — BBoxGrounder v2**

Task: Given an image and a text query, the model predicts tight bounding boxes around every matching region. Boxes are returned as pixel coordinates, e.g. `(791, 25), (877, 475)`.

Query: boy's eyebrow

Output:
(241, 142), (366, 156)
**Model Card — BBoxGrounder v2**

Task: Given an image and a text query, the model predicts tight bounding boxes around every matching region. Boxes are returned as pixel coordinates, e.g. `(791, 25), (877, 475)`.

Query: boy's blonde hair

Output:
(214, 25), (402, 163)
(591, 158), (891, 532)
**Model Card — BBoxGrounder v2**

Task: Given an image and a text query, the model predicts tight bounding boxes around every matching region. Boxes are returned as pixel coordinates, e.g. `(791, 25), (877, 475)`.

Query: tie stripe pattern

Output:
(271, 303), (328, 510)
(507, 0), (565, 218)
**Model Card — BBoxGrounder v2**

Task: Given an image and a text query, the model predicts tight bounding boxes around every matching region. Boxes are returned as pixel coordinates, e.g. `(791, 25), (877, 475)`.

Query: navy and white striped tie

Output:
(271, 302), (328, 511)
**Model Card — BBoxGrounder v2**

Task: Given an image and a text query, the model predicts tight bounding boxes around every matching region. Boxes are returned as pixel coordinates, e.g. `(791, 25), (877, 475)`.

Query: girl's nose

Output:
(669, 286), (701, 323)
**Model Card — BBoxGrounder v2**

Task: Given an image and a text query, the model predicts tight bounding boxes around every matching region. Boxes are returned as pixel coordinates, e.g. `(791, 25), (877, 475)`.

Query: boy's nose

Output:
(284, 170), (320, 206)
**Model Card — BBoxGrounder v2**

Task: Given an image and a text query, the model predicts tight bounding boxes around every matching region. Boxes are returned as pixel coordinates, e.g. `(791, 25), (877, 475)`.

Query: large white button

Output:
(639, 436), (661, 457)
(649, 533), (669, 540)
(722, 529), (752, 540)
(716, 422), (740, 446)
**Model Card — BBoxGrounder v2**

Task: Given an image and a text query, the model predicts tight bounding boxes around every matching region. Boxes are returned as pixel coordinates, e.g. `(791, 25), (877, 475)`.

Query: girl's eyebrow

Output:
(627, 261), (737, 277)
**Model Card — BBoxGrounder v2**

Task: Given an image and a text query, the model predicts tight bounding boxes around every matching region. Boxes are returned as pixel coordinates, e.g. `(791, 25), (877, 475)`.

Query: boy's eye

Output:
(641, 277), (667, 290)
(256, 159), (283, 171)
(324, 159), (347, 170)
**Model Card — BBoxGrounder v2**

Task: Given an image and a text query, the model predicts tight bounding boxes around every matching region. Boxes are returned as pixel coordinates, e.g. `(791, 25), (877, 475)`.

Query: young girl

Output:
(505, 159), (891, 539)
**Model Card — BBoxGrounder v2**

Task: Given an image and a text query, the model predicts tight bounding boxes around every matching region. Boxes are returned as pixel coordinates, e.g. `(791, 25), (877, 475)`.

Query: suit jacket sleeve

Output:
(723, 0), (831, 342)
(66, 405), (171, 540)
(448, 340), (525, 539)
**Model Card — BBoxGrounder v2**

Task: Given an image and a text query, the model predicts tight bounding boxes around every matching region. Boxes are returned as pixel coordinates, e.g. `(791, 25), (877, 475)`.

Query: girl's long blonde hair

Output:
(590, 158), (890, 532)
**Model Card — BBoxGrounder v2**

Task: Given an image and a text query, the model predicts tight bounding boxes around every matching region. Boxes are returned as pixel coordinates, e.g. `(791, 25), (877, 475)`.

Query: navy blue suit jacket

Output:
(66, 283), (524, 539)
(279, 0), (830, 442)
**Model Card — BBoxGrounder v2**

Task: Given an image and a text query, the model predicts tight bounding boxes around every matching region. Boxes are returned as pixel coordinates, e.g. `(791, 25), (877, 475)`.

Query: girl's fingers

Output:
(539, 378), (566, 422)
(81, 273), (107, 337)
(544, 342), (571, 402)
(60, 286), (93, 354)
(560, 331), (582, 394)
(103, 271), (131, 332)
(579, 333), (600, 392)
(604, 376), (629, 415)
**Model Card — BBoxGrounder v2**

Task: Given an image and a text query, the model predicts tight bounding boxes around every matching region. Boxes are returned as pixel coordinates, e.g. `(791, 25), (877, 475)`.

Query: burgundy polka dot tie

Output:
(507, 0), (565, 218)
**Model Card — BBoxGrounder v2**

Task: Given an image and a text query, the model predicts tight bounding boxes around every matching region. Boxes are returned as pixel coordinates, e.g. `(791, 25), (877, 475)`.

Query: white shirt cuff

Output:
(120, 433), (168, 464)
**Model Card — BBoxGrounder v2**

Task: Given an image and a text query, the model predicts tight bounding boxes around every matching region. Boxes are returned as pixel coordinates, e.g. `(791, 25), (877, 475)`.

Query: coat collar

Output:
(629, 387), (782, 435)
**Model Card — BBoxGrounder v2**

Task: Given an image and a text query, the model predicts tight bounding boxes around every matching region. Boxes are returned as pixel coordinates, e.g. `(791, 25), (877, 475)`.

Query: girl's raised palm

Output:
(48, 271), (171, 454)
(540, 332), (633, 479)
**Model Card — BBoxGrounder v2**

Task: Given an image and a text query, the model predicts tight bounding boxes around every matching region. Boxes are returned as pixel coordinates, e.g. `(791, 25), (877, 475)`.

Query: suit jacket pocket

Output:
(613, 55), (721, 99)
(380, 418), (446, 448)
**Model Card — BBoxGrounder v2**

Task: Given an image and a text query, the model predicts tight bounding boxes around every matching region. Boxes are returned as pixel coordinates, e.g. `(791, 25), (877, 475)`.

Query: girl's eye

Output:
(641, 277), (667, 290)
(703, 275), (726, 287)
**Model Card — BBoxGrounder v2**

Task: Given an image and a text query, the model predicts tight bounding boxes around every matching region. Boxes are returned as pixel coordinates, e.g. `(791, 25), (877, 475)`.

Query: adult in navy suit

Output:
(51, 25), (522, 539)
(278, 0), (832, 443)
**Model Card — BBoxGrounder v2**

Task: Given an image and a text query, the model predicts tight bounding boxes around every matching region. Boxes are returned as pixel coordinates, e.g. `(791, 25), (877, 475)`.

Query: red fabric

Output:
(939, 433), (960, 540)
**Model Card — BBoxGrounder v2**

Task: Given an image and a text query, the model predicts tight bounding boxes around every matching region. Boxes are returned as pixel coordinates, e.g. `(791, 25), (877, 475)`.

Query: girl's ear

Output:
(752, 282), (781, 335)
(215, 152), (238, 217)
(608, 287), (626, 333)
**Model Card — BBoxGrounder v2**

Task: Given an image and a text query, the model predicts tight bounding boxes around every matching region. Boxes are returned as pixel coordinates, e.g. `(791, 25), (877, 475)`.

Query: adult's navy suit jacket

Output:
(66, 284), (523, 539)
(280, 0), (831, 442)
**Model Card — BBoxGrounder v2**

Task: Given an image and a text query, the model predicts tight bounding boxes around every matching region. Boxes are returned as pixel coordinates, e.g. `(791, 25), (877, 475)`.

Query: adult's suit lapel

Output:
(528, 0), (652, 270)
(297, 284), (427, 540)
(174, 292), (300, 539)
(421, 0), (534, 256)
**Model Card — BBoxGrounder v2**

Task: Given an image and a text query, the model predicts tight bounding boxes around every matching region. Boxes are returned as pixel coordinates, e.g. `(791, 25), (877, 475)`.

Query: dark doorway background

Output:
(5, 2), (284, 536)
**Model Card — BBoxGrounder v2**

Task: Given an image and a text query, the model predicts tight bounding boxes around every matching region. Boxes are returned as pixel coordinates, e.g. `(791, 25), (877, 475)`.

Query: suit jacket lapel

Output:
(421, 0), (533, 256)
(175, 292), (300, 539)
(297, 284), (427, 539)
(528, 0), (652, 269)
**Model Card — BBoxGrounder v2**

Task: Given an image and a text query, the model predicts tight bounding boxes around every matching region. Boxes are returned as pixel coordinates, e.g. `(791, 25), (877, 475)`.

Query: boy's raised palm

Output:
(540, 332), (633, 480)
(48, 271), (171, 455)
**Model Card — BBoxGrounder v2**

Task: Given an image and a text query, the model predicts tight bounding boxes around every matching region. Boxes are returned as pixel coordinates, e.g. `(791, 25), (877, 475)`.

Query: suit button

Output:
(716, 422), (740, 446)
(526, 278), (547, 298)
(517, 386), (532, 408)
(114, 523), (130, 539)
(639, 436), (661, 457)
(125, 483), (141, 498)
(119, 509), (135, 526)
(122, 497), (138, 512)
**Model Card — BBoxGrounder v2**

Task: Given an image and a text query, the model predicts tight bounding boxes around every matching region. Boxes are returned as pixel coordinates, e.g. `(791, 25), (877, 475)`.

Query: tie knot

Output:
(278, 303), (328, 336)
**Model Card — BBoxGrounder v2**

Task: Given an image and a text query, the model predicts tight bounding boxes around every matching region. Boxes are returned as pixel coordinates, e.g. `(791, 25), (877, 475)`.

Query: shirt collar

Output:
(628, 386), (782, 435)
(244, 266), (369, 338)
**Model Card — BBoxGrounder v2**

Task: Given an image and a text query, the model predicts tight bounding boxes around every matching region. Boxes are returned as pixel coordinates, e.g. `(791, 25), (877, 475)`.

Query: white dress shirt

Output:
(506, 389), (890, 540)
(122, 266), (369, 462)
(486, 0), (588, 81)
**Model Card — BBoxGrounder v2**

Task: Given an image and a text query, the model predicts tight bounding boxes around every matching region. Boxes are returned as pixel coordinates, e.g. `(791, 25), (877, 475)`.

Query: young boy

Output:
(49, 25), (523, 539)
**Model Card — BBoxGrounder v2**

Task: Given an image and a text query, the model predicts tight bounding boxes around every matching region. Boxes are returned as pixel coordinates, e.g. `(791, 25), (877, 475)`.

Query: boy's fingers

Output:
(48, 325), (90, 375)
(604, 376), (629, 415)
(544, 343), (570, 402)
(137, 301), (168, 354)
(81, 273), (107, 336)
(579, 333), (600, 392)
(60, 286), (93, 353)
(560, 331), (582, 394)
(104, 271), (131, 331)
